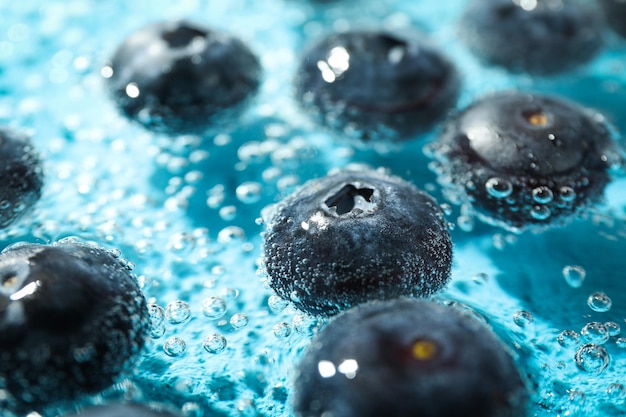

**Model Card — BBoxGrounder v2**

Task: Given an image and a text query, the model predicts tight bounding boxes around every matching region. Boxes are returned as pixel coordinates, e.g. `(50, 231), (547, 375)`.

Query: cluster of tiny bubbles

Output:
(562, 265), (587, 288)
(587, 291), (612, 312)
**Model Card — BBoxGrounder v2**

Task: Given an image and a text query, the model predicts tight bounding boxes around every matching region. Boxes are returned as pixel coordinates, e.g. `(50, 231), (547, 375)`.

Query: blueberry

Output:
(293, 30), (460, 143)
(105, 20), (261, 134)
(262, 169), (452, 316)
(64, 403), (179, 417)
(0, 127), (43, 229)
(429, 91), (623, 231)
(458, 0), (604, 75)
(598, 0), (626, 38)
(293, 298), (529, 417)
(0, 241), (149, 412)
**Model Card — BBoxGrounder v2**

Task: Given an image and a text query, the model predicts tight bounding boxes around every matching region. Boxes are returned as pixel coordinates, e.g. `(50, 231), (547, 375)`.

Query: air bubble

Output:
(217, 226), (246, 243)
(457, 215), (474, 232)
(605, 322), (621, 337)
(607, 384), (626, 406)
(530, 205), (551, 220)
(587, 292), (612, 312)
(268, 295), (288, 313)
(229, 313), (249, 329)
(219, 206), (237, 221)
(236, 181), (263, 204)
(165, 300), (191, 324)
(293, 313), (321, 337)
(581, 322), (609, 344)
(203, 333), (227, 354)
(532, 186), (553, 204)
(513, 310), (534, 327)
(163, 337), (187, 357)
(273, 322), (292, 338)
(148, 304), (165, 327)
(559, 186), (576, 202)
(562, 265), (586, 288)
(202, 296), (227, 319)
(485, 177), (513, 199)
(616, 338), (626, 348)
(575, 343), (609, 373)
(557, 330), (580, 348)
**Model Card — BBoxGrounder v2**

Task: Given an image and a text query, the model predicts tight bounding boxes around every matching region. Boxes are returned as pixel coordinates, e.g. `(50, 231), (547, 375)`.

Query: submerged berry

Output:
(430, 91), (623, 231)
(0, 127), (43, 229)
(0, 241), (149, 412)
(293, 298), (529, 417)
(105, 20), (261, 134)
(458, 0), (604, 75)
(294, 30), (460, 143)
(262, 169), (452, 316)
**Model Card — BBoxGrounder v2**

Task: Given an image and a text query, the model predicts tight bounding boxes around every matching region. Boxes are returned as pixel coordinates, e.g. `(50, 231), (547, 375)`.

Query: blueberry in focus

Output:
(458, 0), (604, 75)
(293, 298), (529, 417)
(262, 168), (452, 316)
(0, 241), (149, 412)
(0, 127), (43, 229)
(429, 91), (623, 231)
(598, 0), (626, 38)
(104, 20), (261, 134)
(294, 30), (460, 143)
(64, 403), (180, 417)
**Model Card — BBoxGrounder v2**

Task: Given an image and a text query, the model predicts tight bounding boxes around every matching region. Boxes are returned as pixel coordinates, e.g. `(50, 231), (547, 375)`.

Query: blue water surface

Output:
(2, 1), (626, 416)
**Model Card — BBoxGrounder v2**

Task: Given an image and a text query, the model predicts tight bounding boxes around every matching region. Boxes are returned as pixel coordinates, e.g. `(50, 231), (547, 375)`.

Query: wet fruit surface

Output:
(293, 298), (529, 417)
(262, 168), (452, 316)
(429, 91), (623, 231)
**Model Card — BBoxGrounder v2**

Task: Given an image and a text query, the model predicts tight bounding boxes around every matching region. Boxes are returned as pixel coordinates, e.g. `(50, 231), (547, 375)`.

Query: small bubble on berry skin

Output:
(485, 177), (513, 199)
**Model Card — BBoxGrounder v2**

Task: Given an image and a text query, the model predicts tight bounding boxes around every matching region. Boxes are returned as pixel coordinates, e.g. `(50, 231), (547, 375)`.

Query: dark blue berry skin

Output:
(294, 30), (460, 143)
(598, 0), (626, 37)
(458, 0), (604, 75)
(429, 91), (623, 231)
(293, 298), (529, 417)
(262, 169), (452, 316)
(65, 403), (179, 417)
(0, 241), (149, 413)
(0, 127), (43, 229)
(105, 20), (261, 134)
